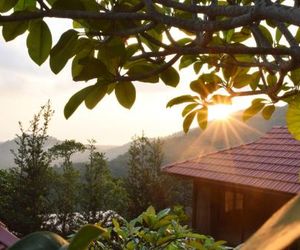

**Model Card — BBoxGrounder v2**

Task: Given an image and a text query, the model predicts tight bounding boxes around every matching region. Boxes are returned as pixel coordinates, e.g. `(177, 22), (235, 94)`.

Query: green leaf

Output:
(231, 27), (251, 42)
(115, 81), (136, 109)
(9, 232), (68, 250)
(249, 72), (260, 90)
(27, 20), (52, 65)
(50, 30), (78, 74)
(183, 111), (196, 133)
(243, 99), (265, 121)
(97, 37), (126, 74)
(225, 29), (234, 43)
(275, 28), (282, 43)
(68, 224), (106, 250)
(262, 105), (275, 120)
(287, 96), (300, 140)
(73, 58), (114, 82)
(14, 0), (36, 11)
(182, 103), (198, 117)
(179, 55), (196, 70)
(210, 95), (232, 105)
(127, 63), (159, 83)
(296, 28), (300, 43)
(2, 13), (28, 41)
(197, 107), (208, 130)
(190, 79), (220, 99)
(85, 83), (108, 109)
(289, 68), (300, 85)
(193, 62), (202, 74)
(241, 195), (300, 250)
(160, 67), (180, 87)
(267, 74), (277, 86)
(259, 25), (274, 45)
(233, 71), (260, 89)
(200, 73), (222, 84)
(166, 95), (197, 108)
(0, 0), (18, 12)
(64, 85), (94, 119)
(71, 50), (93, 79)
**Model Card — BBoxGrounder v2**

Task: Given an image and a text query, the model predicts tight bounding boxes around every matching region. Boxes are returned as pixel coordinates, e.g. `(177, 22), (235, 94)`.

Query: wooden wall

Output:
(192, 179), (294, 247)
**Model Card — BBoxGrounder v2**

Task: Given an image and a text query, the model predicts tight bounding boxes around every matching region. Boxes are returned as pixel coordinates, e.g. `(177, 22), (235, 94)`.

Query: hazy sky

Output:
(0, 20), (253, 145)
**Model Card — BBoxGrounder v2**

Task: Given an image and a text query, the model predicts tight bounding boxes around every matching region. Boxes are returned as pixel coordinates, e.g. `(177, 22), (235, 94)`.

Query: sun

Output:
(208, 104), (235, 121)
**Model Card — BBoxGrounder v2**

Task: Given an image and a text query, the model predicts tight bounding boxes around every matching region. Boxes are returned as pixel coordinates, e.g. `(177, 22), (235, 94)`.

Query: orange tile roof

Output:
(163, 126), (300, 194)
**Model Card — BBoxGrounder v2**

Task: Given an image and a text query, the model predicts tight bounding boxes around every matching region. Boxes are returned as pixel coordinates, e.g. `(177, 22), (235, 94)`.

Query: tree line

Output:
(0, 102), (191, 237)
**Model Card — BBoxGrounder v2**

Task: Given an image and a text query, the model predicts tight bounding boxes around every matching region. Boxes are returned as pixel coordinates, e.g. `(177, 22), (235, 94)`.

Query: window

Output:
(225, 191), (244, 212)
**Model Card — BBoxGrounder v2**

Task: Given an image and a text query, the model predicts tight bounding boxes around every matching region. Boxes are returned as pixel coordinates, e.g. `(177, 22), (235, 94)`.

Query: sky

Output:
(0, 20), (254, 146)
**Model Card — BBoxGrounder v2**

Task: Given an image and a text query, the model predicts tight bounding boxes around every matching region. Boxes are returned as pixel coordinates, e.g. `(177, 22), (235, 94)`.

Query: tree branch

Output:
(117, 55), (180, 82)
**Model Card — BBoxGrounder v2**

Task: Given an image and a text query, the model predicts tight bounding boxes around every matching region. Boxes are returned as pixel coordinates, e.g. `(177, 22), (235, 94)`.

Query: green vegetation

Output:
(2, 0), (300, 249)
(9, 207), (226, 250)
(0, 103), (191, 240)
(1, 0), (300, 138)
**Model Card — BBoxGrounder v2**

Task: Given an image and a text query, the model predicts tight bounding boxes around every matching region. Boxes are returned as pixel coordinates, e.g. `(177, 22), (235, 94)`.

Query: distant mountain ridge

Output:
(0, 136), (123, 169)
(109, 105), (287, 177)
(0, 106), (287, 174)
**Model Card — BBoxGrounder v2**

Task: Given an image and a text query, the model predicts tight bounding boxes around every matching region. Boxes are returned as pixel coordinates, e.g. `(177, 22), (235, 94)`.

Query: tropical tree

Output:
(1, 1), (300, 137)
(126, 135), (173, 217)
(7, 101), (54, 235)
(49, 140), (85, 235)
(81, 140), (129, 222)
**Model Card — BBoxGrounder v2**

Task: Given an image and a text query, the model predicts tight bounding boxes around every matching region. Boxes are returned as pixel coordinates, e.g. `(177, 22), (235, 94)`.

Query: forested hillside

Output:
(0, 106), (286, 176)
(109, 106), (286, 177)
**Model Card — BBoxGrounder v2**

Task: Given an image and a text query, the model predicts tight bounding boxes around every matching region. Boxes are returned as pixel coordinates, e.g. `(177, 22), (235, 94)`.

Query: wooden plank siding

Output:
(193, 178), (294, 247)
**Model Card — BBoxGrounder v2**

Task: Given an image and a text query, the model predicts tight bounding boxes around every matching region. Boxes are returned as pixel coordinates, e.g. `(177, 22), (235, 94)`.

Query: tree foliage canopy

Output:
(2, 0), (300, 135)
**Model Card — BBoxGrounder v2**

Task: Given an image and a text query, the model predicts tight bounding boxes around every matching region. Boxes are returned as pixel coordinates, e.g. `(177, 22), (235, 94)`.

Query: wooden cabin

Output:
(163, 126), (300, 247)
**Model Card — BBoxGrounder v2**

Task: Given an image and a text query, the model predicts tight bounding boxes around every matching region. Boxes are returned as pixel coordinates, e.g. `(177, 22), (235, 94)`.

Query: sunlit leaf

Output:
(0, 0), (18, 12)
(68, 224), (106, 250)
(183, 111), (196, 133)
(259, 25), (273, 45)
(287, 96), (300, 140)
(290, 68), (300, 85)
(166, 95), (197, 108)
(2, 13), (28, 41)
(182, 103), (198, 117)
(267, 74), (277, 86)
(193, 62), (202, 74)
(73, 58), (114, 82)
(160, 67), (180, 87)
(243, 99), (265, 121)
(179, 55), (197, 70)
(197, 107), (208, 130)
(115, 81), (136, 109)
(64, 85), (94, 119)
(50, 30), (78, 74)
(262, 105), (275, 120)
(27, 20), (52, 65)
(210, 95), (232, 105)
(127, 63), (159, 83)
(85, 83), (108, 109)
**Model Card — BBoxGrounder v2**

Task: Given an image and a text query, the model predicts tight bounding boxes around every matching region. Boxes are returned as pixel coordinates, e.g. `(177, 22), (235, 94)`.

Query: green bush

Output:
(9, 206), (226, 250)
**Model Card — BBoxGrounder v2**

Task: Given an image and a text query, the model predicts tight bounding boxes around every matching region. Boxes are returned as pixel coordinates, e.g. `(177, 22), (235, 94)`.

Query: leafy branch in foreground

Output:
(2, 0), (300, 136)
